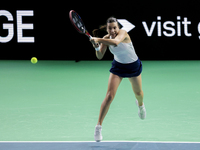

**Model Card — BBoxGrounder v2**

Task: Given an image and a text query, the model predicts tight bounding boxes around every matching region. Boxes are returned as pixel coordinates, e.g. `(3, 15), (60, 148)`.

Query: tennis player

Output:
(90, 17), (146, 142)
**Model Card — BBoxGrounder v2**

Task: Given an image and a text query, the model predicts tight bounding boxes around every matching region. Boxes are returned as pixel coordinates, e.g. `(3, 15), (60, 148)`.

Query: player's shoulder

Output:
(103, 34), (110, 39)
(119, 29), (130, 41)
(119, 29), (128, 34)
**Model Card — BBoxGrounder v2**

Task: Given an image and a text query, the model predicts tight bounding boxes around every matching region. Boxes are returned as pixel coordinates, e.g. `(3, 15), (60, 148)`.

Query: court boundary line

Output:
(0, 141), (200, 143)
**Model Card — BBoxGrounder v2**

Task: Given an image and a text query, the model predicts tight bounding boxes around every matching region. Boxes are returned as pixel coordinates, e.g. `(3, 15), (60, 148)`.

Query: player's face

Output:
(107, 22), (120, 38)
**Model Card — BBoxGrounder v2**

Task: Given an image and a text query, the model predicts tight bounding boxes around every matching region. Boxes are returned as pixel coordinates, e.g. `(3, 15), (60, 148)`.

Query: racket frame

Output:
(69, 10), (100, 51)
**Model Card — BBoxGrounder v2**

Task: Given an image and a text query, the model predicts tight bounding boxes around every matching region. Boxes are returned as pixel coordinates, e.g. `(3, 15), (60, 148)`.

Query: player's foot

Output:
(136, 100), (146, 120)
(94, 125), (103, 142)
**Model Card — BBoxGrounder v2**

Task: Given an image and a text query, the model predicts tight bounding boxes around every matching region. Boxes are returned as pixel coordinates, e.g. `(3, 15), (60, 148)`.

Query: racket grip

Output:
(95, 47), (100, 51)
(89, 36), (100, 51)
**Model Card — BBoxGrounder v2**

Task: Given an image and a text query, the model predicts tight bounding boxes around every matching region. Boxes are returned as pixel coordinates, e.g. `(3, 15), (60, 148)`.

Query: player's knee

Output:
(105, 91), (114, 104)
(135, 90), (143, 97)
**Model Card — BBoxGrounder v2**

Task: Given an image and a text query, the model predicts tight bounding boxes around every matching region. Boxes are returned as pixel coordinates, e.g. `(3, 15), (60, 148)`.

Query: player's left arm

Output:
(90, 29), (127, 46)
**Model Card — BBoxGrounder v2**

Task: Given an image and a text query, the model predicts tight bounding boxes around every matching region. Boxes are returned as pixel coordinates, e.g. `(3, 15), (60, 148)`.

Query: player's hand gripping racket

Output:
(69, 10), (100, 51)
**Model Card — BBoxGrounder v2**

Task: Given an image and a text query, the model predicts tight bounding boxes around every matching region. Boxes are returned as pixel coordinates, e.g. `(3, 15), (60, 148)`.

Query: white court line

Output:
(0, 141), (200, 143)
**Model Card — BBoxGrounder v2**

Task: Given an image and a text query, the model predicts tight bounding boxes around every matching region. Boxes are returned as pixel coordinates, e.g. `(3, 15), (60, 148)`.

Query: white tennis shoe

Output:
(136, 100), (146, 119)
(94, 125), (103, 142)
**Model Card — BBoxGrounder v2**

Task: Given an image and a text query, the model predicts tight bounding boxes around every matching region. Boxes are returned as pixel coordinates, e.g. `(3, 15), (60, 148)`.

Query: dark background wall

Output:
(0, 1), (200, 61)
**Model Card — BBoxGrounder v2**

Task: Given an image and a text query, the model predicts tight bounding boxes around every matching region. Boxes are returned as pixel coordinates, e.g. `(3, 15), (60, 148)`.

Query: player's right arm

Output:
(94, 34), (109, 60)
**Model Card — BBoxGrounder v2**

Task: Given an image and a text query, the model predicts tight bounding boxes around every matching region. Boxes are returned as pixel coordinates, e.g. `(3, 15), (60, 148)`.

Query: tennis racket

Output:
(69, 10), (100, 51)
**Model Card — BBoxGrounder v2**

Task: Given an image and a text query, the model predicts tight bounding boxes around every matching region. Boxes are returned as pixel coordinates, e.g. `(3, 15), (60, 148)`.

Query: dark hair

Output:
(107, 17), (118, 24)
(92, 17), (120, 37)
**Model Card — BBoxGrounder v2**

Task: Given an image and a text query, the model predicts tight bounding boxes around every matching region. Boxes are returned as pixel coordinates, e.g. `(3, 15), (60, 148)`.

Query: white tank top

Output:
(109, 42), (138, 64)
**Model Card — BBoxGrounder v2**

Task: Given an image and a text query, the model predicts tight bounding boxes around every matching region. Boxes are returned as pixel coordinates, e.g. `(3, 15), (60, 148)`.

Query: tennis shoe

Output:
(136, 100), (146, 120)
(94, 125), (103, 142)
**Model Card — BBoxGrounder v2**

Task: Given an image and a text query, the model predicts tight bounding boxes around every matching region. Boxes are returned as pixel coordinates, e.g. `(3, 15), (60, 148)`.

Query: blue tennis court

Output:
(1, 141), (200, 150)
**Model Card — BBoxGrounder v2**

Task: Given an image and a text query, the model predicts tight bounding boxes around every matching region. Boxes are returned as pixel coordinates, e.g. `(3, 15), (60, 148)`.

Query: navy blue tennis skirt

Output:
(109, 59), (142, 78)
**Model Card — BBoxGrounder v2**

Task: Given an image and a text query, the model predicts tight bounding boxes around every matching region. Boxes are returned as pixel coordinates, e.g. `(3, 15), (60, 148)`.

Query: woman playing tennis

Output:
(90, 17), (146, 142)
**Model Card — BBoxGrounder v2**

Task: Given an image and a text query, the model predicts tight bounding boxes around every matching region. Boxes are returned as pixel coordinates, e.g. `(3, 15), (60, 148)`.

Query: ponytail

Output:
(92, 25), (107, 37)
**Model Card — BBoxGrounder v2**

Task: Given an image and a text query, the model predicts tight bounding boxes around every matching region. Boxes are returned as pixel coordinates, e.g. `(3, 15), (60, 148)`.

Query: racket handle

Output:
(95, 46), (100, 51)
(89, 36), (100, 51)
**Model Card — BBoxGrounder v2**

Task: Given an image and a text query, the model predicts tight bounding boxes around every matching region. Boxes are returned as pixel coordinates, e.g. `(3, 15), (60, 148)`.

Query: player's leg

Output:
(94, 73), (122, 141)
(129, 74), (143, 106)
(129, 74), (146, 119)
(98, 73), (123, 125)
